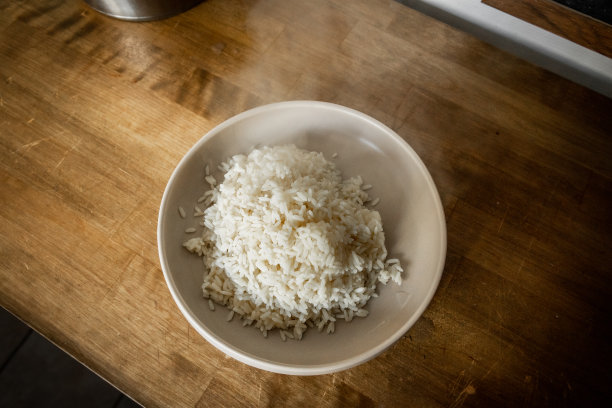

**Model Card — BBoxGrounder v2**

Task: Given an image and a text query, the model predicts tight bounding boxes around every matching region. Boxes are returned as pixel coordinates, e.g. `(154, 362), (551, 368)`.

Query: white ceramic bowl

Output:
(158, 101), (446, 375)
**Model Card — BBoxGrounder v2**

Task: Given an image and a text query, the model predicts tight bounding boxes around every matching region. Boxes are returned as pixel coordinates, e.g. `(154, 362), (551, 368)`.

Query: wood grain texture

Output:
(1, 0), (611, 406)
(483, 0), (612, 58)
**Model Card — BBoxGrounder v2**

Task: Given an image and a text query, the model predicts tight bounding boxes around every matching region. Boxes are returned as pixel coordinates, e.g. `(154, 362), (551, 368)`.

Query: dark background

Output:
(552, 0), (612, 25)
(0, 307), (140, 408)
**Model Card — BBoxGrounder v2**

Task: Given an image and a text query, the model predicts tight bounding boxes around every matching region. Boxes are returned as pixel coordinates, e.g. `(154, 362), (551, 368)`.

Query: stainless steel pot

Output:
(84, 0), (204, 21)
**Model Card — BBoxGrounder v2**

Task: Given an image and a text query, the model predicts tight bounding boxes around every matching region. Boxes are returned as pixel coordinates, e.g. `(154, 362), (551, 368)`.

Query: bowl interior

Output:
(158, 101), (446, 374)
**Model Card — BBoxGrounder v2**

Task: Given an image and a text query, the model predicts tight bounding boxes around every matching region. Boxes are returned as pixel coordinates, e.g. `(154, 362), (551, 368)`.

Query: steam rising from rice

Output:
(183, 145), (402, 340)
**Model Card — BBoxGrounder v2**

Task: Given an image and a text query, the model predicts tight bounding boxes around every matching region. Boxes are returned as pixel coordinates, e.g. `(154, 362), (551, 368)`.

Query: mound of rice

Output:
(183, 145), (402, 340)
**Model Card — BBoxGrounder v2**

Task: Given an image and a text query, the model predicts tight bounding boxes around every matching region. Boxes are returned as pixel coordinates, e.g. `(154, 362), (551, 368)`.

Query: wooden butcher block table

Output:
(1, 0), (610, 406)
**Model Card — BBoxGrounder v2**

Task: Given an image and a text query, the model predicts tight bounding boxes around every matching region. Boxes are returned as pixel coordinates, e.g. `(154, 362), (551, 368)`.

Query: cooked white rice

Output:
(183, 145), (403, 340)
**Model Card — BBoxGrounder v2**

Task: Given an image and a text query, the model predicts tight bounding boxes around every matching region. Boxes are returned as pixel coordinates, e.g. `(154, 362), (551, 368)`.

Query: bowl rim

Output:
(157, 100), (447, 375)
